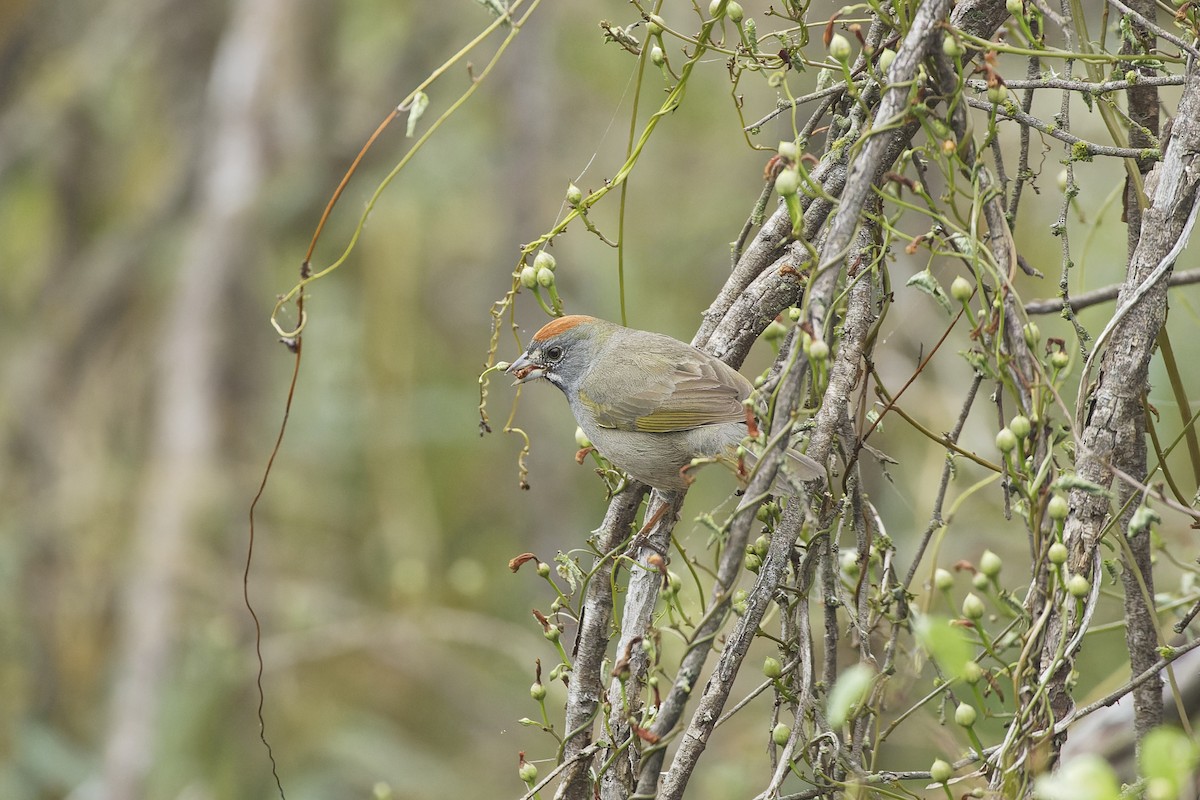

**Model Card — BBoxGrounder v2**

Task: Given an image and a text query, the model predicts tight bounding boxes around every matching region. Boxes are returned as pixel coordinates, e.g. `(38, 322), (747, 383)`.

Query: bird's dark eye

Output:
(545, 345), (564, 363)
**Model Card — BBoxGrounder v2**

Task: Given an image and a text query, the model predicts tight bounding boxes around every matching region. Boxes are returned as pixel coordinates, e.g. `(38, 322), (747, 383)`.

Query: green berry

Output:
(536, 562), (550, 578)
(777, 140), (799, 161)
(646, 15), (665, 36)
(979, 550), (1002, 578)
(536, 267), (555, 287)
(772, 722), (791, 746)
(962, 593), (985, 620)
(1067, 574), (1090, 597)
(650, 45), (665, 67)
(955, 702), (977, 727)
(1050, 350), (1070, 370)
(1009, 415), (1031, 439)
(533, 251), (556, 272)
(988, 85), (1006, 105)
(566, 182), (583, 206)
(950, 275), (973, 302)
(942, 35), (964, 59)
(519, 762), (539, 783)
(996, 428), (1018, 453)
(809, 339), (830, 361)
(1048, 542), (1068, 565)
(763, 656), (783, 679)
(530, 681), (546, 700)
(964, 660), (983, 684)
(726, 1), (744, 22)
(520, 266), (538, 288)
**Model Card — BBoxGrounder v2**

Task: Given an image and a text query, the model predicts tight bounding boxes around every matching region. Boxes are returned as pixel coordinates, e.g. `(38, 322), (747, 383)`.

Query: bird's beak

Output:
(506, 353), (544, 384)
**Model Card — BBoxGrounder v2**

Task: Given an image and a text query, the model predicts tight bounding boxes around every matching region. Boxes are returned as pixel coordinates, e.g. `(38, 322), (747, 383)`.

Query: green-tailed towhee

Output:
(506, 315), (822, 492)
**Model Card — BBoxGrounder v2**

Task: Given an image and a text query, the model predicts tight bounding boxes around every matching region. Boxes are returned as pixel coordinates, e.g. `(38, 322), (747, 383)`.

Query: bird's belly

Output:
(582, 423), (742, 492)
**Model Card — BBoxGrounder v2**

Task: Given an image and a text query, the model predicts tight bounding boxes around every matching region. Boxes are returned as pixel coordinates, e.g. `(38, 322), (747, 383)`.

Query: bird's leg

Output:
(574, 446), (595, 464)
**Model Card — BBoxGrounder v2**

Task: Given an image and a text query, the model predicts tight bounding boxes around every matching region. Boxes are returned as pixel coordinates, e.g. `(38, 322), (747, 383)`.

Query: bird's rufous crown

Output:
(531, 315), (596, 342)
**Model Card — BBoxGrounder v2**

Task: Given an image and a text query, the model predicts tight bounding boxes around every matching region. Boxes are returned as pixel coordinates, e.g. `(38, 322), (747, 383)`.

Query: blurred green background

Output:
(1, 1), (1196, 798)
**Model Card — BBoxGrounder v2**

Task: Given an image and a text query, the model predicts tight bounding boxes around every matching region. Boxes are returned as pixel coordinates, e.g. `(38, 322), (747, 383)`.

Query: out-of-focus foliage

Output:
(1, 1), (1198, 799)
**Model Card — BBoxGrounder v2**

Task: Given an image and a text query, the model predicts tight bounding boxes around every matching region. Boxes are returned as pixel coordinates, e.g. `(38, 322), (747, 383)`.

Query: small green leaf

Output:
(906, 269), (953, 314)
(405, 91), (429, 138)
(913, 614), (972, 680)
(1052, 473), (1113, 498)
(554, 552), (583, 593)
(826, 662), (874, 728)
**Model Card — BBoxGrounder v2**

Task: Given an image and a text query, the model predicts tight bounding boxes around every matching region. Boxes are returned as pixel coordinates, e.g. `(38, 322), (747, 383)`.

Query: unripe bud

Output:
(1048, 542), (1068, 565)
(988, 84), (1006, 105)
(575, 427), (592, 449)
(930, 758), (953, 784)
(520, 266), (538, 288)
(995, 428), (1018, 453)
(650, 45), (665, 66)
(536, 562), (550, 578)
(963, 660), (983, 684)
(950, 275), (973, 302)
(726, 1), (744, 22)
(519, 762), (539, 783)
(534, 251), (556, 272)
(544, 624), (561, 642)
(1057, 168), (1069, 193)
(979, 550), (1002, 578)
(536, 267), (555, 288)
(566, 182), (583, 206)
(942, 35), (964, 59)
(763, 657), (783, 679)
(708, 0), (724, 17)
(877, 48), (897, 73)
(1050, 350), (1070, 370)
(763, 320), (788, 341)
(530, 681), (546, 700)
(962, 593), (985, 620)
(1047, 494), (1069, 522)
(646, 16), (665, 36)
(1009, 415), (1031, 439)
(972, 572), (990, 591)
(775, 168), (799, 197)
(778, 140), (799, 161)
(1067, 574), (1090, 597)
(1023, 321), (1041, 348)
(829, 33), (852, 63)
(809, 339), (830, 361)
(744, 553), (762, 572)
(934, 567), (954, 591)
(955, 702), (978, 727)
(1006, 0), (1024, 16)
(772, 722), (791, 746)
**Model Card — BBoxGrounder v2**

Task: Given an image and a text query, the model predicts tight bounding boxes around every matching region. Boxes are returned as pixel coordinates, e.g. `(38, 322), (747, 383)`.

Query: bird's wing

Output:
(581, 345), (752, 433)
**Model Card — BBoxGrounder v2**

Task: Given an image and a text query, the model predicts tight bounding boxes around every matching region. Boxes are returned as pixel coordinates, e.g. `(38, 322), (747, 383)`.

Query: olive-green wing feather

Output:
(580, 343), (752, 432)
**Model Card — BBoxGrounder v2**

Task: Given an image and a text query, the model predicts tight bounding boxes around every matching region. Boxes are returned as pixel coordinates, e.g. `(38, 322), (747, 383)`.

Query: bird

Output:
(506, 315), (822, 493)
